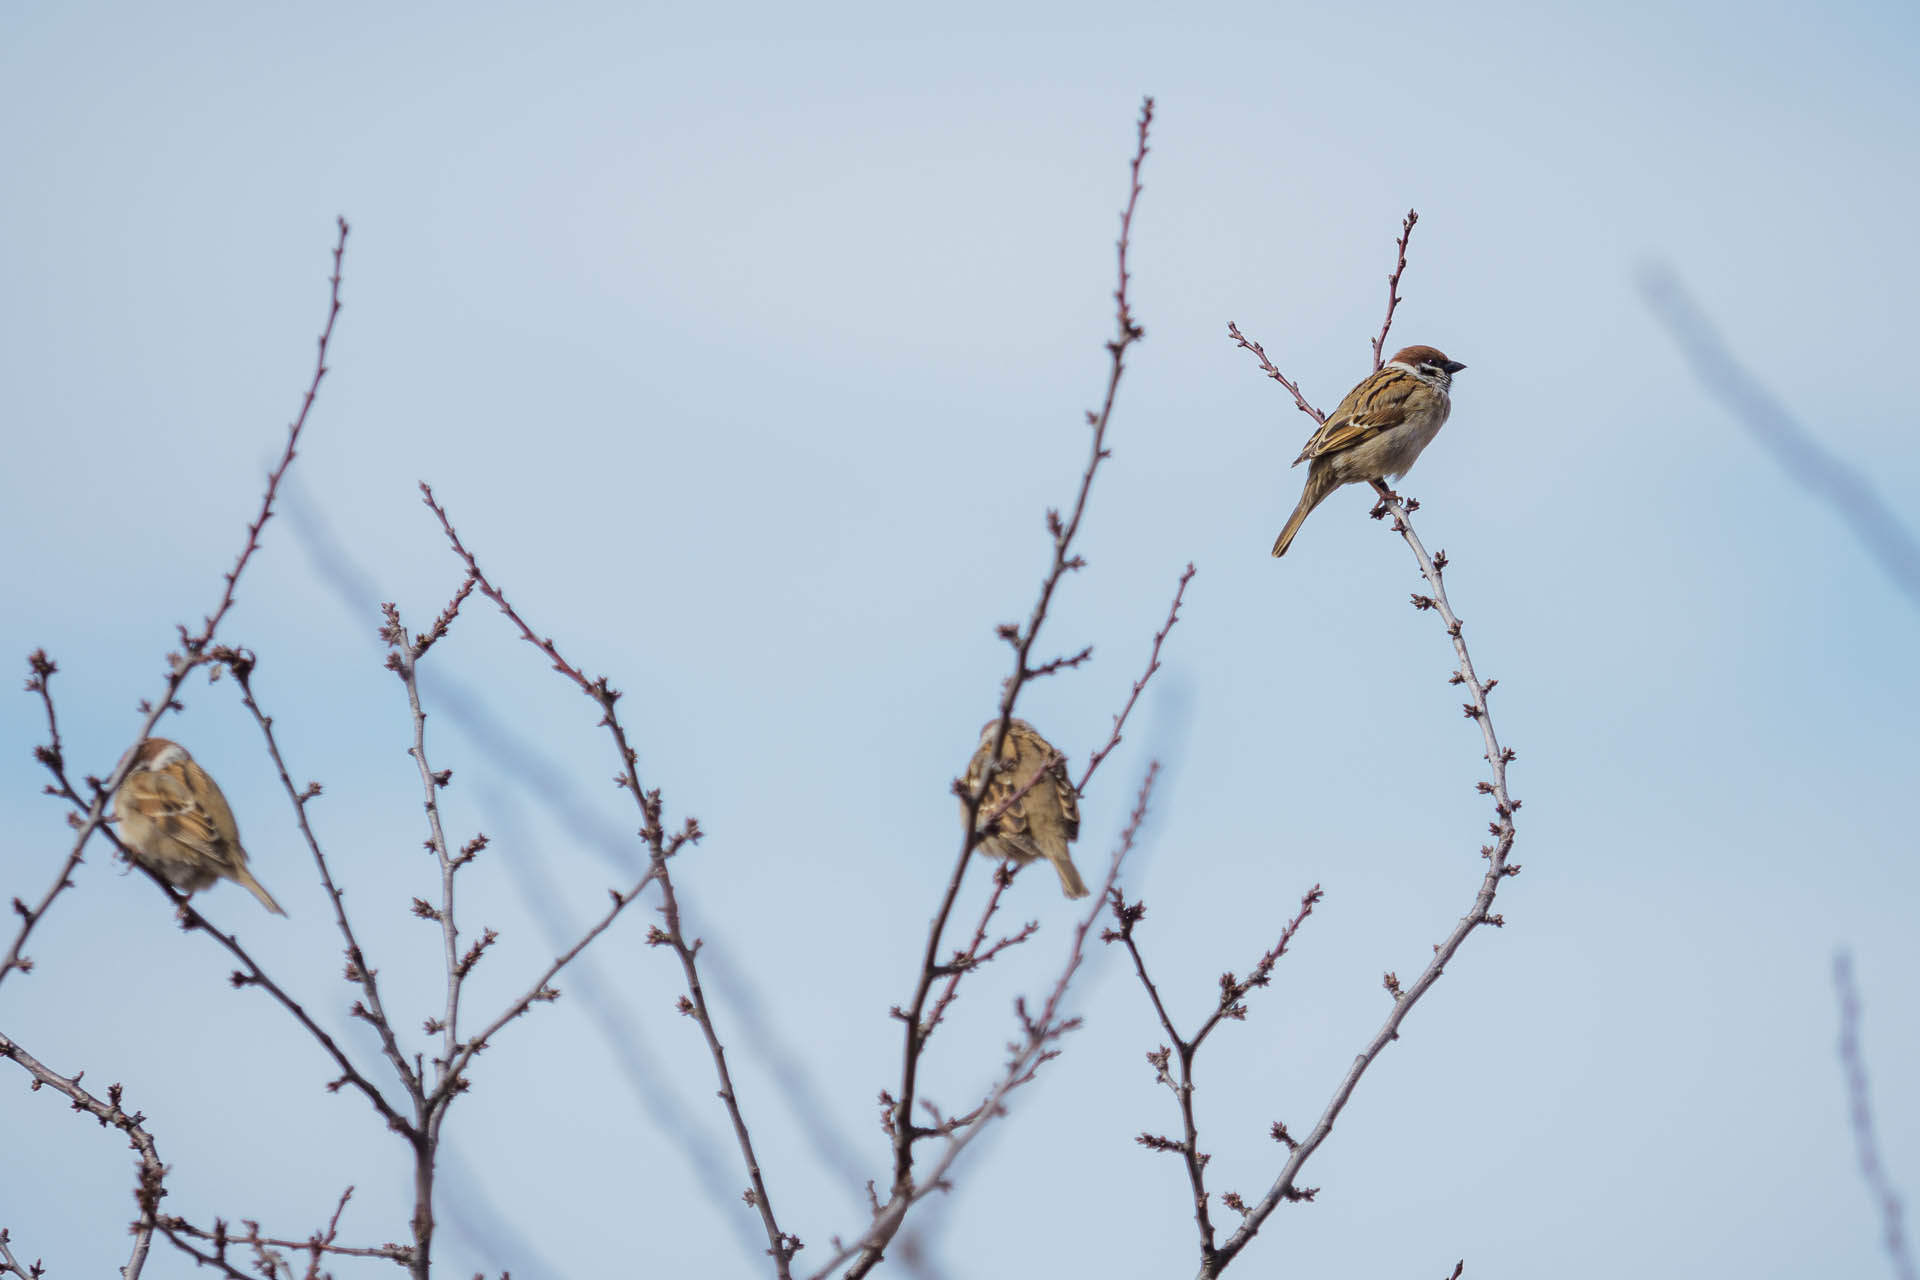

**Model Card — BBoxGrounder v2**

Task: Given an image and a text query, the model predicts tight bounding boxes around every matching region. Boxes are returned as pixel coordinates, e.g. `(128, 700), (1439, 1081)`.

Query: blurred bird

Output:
(961, 718), (1089, 899)
(112, 737), (285, 915)
(1272, 344), (1467, 557)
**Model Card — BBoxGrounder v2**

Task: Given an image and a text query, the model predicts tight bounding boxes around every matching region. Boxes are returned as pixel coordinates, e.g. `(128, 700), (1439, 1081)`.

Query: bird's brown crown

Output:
(1389, 344), (1455, 368)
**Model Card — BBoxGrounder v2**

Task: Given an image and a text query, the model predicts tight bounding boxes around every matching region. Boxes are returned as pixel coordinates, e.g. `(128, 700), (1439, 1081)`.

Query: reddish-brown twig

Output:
(849, 99), (1156, 1280)
(926, 557), (1193, 1048)
(1370, 210), (1418, 372)
(185, 217), (348, 660)
(0, 1033), (164, 1279)
(1199, 217), (1521, 1277)
(1834, 952), (1917, 1280)
(1108, 887), (1322, 1264)
(922, 865), (1032, 1037)
(215, 646), (420, 1118)
(20, 695), (412, 1138)
(423, 487), (799, 1274)
(8, 218), (349, 992)
(1206, 479), (1520, 1277)
(1643, 268), (1920, 610)
(1079, 563), (1194, 791)
(816, 762), (1162, 1280)
(154, 1187), (407, 1279)
(1226, 323), (1323, 426)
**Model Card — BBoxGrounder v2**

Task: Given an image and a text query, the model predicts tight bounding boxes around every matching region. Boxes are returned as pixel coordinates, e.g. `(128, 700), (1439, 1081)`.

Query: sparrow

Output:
(112, 737), (285, 915)
(961, 718), (1089, 899)
(1272, 344), (1467, 557)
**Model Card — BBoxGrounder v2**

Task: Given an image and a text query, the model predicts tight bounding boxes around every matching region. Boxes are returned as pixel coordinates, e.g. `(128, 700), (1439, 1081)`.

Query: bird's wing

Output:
(968, 726), (1073, 839)
(979, 749), (1037, 837)
(1045, 754), (1080, 842)
(1293, 370), (1418, 464)
(122, 765), (226, 855)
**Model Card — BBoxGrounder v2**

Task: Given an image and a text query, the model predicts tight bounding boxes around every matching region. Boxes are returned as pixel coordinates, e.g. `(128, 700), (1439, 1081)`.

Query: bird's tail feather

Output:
(234, 866), (286, 916)
(1049, 854), (1091, 900)
(1272, 467), (1337, 558)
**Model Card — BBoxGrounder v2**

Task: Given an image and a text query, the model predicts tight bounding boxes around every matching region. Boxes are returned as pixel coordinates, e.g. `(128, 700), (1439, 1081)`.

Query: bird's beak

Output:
(1444, 360), (1467, 374)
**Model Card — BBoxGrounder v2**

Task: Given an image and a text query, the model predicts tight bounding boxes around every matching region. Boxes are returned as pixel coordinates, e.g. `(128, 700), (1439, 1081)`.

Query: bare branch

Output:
(0, 1033), (165, 1279)
(1642, 268), (1920, 609)
(1370, 210), (1418, 372)
(819, 762), (1163, 1280)
(1078, 563), (1195, 792)
(5, 653), (86, 987)
(154, 1191), (408, 1275)
(1210, 484), (1520, 1274)
(1226, 323), (1323, 425)
(1203, 222), (1520, 1276)
(422, 487), (797, 1272)
(217, 647), (421, 1106)
(0, 1229), (42, 1280)
(849, 96), (1158, 1278)
(186, 217), (349, 659)
(923, 864), (1032, 1037)
(1834, 951), (1917, 1280)
(1107, 885), (1323, 1266)
(7, 218), (350, 993)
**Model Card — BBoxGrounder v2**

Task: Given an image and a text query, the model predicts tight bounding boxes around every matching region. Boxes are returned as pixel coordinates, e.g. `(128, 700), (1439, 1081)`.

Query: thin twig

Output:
(218, 646), (421, 1106)
(1078, 564), (1194, 792)
(422, 487), (799, 1272)
(5, 653), (87, 988)
(1203, 219), (1520, 1277)
(813, 762), (1162, 1280)
(923, 865), (1031, 1036)
(0, 1229), (40, 1280)
(1642, 268), (1920, 610)
(1226, 323), (1322, 425)
(155, 1207), (408, 1272)
(21, 693), (411, 1137)
(1834, 951), (1917, 1280)
(380, 594), (490, 1278)
(7, 218), (349, 992)
(849, 96), (1156, 1280)
(186, 217), (349, 658)
(0, 1033), (165, 1279)
(1370, 211), (1418, 372)
(1209, 482), (1519, 1275)
(1107, 887), (1322, 1265)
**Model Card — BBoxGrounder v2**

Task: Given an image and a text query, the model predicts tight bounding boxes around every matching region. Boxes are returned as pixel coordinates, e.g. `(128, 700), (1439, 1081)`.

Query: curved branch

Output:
(0, 1033), (165, 1279)
(1209, 489), (1520, 1275)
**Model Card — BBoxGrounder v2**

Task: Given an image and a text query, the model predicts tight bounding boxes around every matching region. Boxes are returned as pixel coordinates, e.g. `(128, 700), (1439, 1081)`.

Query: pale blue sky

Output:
(3, 2), (1917, 1277)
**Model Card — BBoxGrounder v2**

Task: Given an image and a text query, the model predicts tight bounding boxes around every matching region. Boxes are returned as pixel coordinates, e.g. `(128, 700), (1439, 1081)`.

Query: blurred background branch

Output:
(1642, 268), (1920, 609)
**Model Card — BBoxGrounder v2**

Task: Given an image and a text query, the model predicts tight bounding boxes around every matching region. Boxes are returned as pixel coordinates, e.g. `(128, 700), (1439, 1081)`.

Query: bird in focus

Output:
(1272, 344), (1467, 557)
(112, 737), (285, 915)
(961, 718), (1089, 899)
